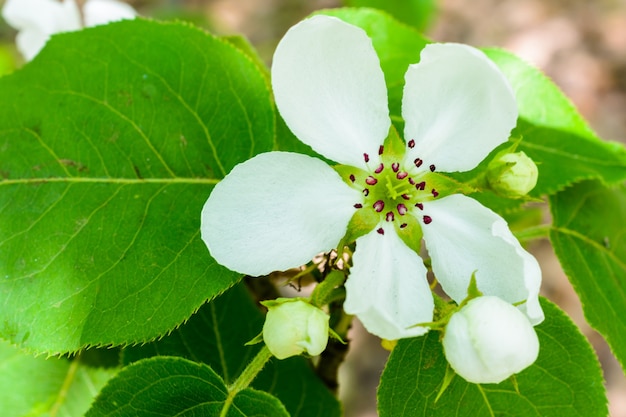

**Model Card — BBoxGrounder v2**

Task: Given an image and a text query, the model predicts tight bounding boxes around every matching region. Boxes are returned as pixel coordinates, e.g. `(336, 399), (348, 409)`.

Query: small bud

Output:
(262, 299), (329, 360)
(442, 296), (539, 384)
(486, 151), (538, 197)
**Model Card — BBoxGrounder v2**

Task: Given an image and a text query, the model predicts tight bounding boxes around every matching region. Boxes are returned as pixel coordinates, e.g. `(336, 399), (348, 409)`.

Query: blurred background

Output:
(1, 0), (625, 415)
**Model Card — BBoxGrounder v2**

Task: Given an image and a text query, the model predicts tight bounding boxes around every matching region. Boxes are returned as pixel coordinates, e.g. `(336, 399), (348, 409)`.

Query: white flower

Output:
(262, 299), (330, 360)
(2, 0), (136, 61)
(201, 15), (543, 340)
(442, 296), (540, 384)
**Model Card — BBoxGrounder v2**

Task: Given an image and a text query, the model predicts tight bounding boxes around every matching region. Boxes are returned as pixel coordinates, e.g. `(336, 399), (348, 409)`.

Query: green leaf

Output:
(343, 0), (437, 32)
(378, 298), (607, 416)
(123, 283), (342, 417)
(550, 180), (626, 371)
(0, 339), (118, 417)
(0, 19), (274, 354)
(86, 356), (289, 417)
(485, 49), (626, 195)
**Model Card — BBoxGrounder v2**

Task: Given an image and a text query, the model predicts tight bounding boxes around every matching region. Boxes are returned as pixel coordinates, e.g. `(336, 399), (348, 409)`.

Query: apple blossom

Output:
(2, 0), (136, 61)
(442, 296), (540, 384)
(201, 15), (543, 340)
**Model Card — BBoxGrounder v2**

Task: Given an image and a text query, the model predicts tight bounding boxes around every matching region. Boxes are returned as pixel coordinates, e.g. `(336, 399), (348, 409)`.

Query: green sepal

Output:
(244, 332), (265, 346)
(329, 328), (347, 345)
(434, 364), (456, 403)
(380, 125), (405, 166)
(428, 172), (477, 199)
(394, 214), (422, 255)
(337, 208), (379, 256)
(311, 271), (346, 307)
(333, 164), (370, 186)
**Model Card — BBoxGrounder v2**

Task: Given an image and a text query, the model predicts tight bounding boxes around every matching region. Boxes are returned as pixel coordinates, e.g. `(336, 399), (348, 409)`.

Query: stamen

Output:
(377, 227), (385, 235)
(349, 174), (355, 183)
(414, 158), (423, 168)
(415, 181), (426, 191)
(391, 162), (400, 172)
(431, 189), (439, 198)
(366, 176), (378, 185)
(363, 188), (369, 196)
(415, 203), (424, 210)
(429, 164), (436, 172)
(378, 145), (384, 155)
(374, 200), (385, 212)
(401, 194), (410, 200)
(408, 139), (415, 148)
(354, 203), (363, 209)
(400, 223), (408, 229)
(386, 211), (395, 222)
(375, 163), (384, 174)
(396, 171), (408, 180)
(364, 153), (370, 163)
(397, 204), (407, 215)
(408, 178), (415, 185)
(423, 215), (432, 224)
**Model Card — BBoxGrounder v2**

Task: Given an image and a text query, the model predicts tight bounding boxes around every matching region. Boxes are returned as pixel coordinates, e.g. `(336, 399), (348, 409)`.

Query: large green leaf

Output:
(86, 356), (289, 417)
(123, 283), (342, 417)
(550, 180), (626, 370)
(0, 19), (275, 354)
(378, 298), (607, 416)
(0, 340), (118, 417)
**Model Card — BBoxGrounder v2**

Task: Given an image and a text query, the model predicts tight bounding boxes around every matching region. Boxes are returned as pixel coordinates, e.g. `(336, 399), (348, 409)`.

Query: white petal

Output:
(421, 194), (543, 324)
(271, 15), (390, 169)
(201, 152), (360, 276)
(402, 43), (518, 173)
(344, 227), (433, 340)
(3, 0), (81, 60)
(83, 0), (137, 27)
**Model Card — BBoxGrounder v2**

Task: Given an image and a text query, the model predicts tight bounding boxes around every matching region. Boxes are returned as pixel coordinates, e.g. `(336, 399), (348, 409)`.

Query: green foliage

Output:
(0, 19), (274, 354)
(85, 356), (289, 417)
(123, 283), (341, 417)
(0, 340), (117, 417)
(343, 0), (437, 32)
(378, 298), (608, 416)
(551, 181), (626, 371)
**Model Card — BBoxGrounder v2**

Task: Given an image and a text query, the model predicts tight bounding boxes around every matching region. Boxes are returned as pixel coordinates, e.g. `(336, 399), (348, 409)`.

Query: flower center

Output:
(350, 144), (439, 235)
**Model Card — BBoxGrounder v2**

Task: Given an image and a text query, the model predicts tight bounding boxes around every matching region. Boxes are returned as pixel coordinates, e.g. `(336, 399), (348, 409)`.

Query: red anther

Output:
(414, 158), (423, 168)
(397, 204), (407, 215)
(375, 163), (384, 174)
(408, 139), (415, 148)
(392, 162), (400, 172)
(415, 181), (426, 191)
(431, 189), (439, 198)
(401, 194), (410, 200)
(364, 153), (370, 163)
(377, 227), (385, 235)
(378, 145), (384, 155)
(349, 174), (355, 183)
(396, 171), (408, 180)
(408, 178), (415, 185)
(400, 223), (408, 229)
(415, 203), (424, 210)
(354, 203), (363, 209)
(386, 211), (395, 222)
(363, 188), (370, 196)
(423, 215), (432, 224)
(374, 200), (385, 212)
(429, 164), (436, 172)
(366, 176), (378, 185)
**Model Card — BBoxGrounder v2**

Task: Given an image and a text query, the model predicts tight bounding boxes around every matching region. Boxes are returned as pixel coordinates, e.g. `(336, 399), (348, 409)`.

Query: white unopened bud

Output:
(262, 299), (329, 360)
(487, 151), (538, 197)
(442, 296), (539, 384)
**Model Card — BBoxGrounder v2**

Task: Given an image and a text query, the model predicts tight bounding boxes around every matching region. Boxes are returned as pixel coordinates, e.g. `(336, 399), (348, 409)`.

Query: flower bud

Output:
(486, 151), (538, 197)
(442, 296), (539, 384)
(262, 299), (329, 360)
